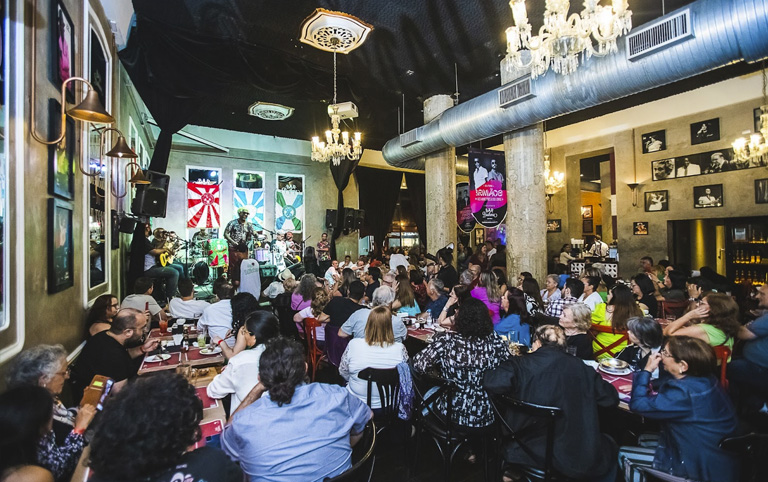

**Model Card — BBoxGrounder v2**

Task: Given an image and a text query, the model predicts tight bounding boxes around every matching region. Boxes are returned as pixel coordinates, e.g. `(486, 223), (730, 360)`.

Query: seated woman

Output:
(391, 278), (420, 317)
(293, 287), (331, 342)
(622, 336), (740, 482)
(412, 297), (509, 428)
(470, 271), (502, 323)
(496, 287), (532, 347)
(660, 269), (687, 301)
(540, 274), (561, 305)
(208, 311), (280, 410)
(592, 284), (642, 360)
(492, 268), (508, 297)
(410, 269), (429, 311)
(559, 302), (593, 360)
(0, 385), (56, 482)
(291, 274), (319, 311)
(630, 274), (657, 318)
(521, 277), (545, 316)
(6, 345), (96, 481)
(664, 292), (740, 353)
(339, 306), (409, 408)
(89, 373), (242, 482)
(617, 317), (663, 372)
(437, 284), (471, 328)
(84, 293), (119, 337)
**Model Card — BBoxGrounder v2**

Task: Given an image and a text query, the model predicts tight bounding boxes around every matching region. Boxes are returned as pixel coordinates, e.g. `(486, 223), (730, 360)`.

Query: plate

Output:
(598, 365), (632, 376)
(433, 326), (446, 333)
(145, 353), (171, 363)
(199, 347), (222, 356)
(599, 358), (629, 370)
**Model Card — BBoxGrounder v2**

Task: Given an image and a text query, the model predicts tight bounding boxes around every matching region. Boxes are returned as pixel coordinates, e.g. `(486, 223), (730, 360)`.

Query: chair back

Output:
(324, 420), (377, 482)
(410, 367), (458, 436)
(712, 345), (731, 390)
(325, 324), (350, 367)
(273, 294), (300, 339)
(719, 433), (768, 482)
(359, 367), (401, 426)
(659, 300), (689, 320)
(303, 317), (326, 381)
(489, 394), (563, 482)
(589, 323), (629, 359)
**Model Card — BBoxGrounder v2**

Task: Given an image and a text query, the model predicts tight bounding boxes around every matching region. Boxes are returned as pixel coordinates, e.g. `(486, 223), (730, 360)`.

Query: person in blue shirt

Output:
(728, 283), (768, 413)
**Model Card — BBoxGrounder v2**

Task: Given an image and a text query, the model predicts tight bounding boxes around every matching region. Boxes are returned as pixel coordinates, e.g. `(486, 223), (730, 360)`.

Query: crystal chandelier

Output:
(311, 42), (362, 165)
(733, 66), (768, 164)
(505, 0), (632, 79)
(544, 155), (566, 213)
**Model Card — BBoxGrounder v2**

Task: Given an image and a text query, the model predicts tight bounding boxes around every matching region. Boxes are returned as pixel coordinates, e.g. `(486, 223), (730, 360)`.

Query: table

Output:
(598, 368), (634, 411)
(407, 326), (436, 343)
(138, 345), (226, 375)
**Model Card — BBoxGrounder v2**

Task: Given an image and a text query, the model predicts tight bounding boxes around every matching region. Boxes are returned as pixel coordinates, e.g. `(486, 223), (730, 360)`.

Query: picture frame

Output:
(651, 158), (676, 180)
(633, 222), (649, 236)
(693, 184), (724, 209)
(52, 1), (75, 101)
(89, 29), (108, 106)
(756, 178), (768, 204)
(582, 219), (593, 233)
(473, 227), (485, 246)
(690, 118), (720, 145)
(48, 198), (74, 293)
(48, 99), (75, 199)
(641, 130), (666, 154)
(644, 190), (669, 212)
(546, 219), (562, 233)
(581, 205), (593, 219)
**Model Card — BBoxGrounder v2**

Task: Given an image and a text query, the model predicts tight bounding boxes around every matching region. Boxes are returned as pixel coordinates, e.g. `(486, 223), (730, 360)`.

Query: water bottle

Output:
(426, 309), (432, 327)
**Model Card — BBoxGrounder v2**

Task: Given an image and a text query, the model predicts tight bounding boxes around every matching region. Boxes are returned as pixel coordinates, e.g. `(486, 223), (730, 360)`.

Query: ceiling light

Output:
(299, 8), (373, 54)
(733, 65), (768, 164)
(248, 101), (295, 120)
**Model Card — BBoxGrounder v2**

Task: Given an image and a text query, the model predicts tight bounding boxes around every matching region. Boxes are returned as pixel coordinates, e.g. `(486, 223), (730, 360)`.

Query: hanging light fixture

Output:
(504, 0), (632, 79)
(310, 38), (362, 165)
(544, 155), (566, 213)
(733, 64), (768, 164)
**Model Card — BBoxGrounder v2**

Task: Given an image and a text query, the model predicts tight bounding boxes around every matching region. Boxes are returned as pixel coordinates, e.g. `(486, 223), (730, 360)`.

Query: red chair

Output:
(302, 317), (327, 382)
(659, 300), (689, 320)
(713, 345), (731, 390)
(589, 323), (629, 359)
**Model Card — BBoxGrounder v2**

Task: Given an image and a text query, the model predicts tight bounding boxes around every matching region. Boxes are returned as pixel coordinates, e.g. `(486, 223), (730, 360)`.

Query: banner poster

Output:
(275, 174), (305, 233)
(468, 147), (507, 228)
(456, 182), (476, 232)
(187, 182), (221, 229)
(233, 170), (265, 229)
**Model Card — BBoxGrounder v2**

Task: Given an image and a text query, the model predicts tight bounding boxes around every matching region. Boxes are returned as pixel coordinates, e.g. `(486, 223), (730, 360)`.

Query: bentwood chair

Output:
(324, 420), (377, 482)
(359, 367), (401, 434)
(589, 323), (629, 359)
(302, 317), (327, 381)
(719, 432), (768, 482)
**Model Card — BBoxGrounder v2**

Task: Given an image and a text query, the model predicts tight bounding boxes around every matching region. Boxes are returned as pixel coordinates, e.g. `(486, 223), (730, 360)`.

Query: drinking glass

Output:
(172, 334), (183, 346)
(197, 333), (206, 348)
(158, 319), (168, 333)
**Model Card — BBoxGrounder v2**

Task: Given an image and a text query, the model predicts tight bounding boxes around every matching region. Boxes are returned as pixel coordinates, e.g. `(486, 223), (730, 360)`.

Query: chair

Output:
(712, 345), (731, 390)
(589, 323), (629, 359)
(719, 432), (768, 482)
(358, 367), (400, 433)
(325, 324), (350, 367)
(659, 300), (689, 320)
(273, 294), (300, 340)
(324, 420), (377, 482)
(637, 467), (694, 481)
(303, 317), (327, 381)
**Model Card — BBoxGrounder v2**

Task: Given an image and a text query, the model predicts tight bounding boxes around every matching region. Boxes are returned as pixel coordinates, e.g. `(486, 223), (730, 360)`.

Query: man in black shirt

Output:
(71, 308), (159, 401)
(324, 281), (366, 327)
(436, 249), (458, 292)
(364, 267), (381, 302)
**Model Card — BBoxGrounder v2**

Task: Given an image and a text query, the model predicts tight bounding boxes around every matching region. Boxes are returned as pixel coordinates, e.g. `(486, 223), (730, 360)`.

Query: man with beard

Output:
(70, 308), (159, 400)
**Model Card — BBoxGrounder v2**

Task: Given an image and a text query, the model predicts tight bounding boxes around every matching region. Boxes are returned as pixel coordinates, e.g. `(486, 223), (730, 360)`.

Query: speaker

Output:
(131, 171), (170, 218)
(326, 209), (337, 229)
(343, 207), (356, 230)
(118, 216), (137, 234)
(354, 209), (365, 230)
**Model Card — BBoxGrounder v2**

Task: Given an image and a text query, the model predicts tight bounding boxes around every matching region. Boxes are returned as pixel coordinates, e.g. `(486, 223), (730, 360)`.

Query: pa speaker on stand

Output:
(131, 171), (170, 218)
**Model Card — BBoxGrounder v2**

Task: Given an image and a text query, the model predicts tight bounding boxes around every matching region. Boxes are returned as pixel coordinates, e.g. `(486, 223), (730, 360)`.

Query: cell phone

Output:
(96, 379), (114, 411)
(80, 375), (114, 411)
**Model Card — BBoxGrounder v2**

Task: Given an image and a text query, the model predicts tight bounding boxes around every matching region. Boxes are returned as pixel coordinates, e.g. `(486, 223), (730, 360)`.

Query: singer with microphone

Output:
(224, 208), (257, 285)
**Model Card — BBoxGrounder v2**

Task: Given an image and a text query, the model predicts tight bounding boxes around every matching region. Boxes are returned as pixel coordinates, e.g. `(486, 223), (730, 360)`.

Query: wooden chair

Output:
(589, 323), (629, 359)
(659, 300), (689, 320)
(359, 367), (400, 434)
(719, 432), (768, 482)
(324, 420), (377, 482)
(713, 345), (731, 390)
(302, 317), (327, 381)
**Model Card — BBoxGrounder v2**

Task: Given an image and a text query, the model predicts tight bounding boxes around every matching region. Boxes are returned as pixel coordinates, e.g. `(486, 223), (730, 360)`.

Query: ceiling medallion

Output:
(299, 8), (373, 54)
(248, 102), (295, 121)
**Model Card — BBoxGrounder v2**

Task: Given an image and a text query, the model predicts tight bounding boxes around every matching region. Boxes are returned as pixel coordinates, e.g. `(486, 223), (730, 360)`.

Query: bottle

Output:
(757, 251), (762, 263)
(426, 309), (432, 326)
(182, 326), (190, 352)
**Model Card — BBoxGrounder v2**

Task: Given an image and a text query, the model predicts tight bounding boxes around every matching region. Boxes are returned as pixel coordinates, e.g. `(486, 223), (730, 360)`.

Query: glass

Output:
(158, 319), (168, 333)
(660, 348), (673, 358)
(197, 333), (207, 348)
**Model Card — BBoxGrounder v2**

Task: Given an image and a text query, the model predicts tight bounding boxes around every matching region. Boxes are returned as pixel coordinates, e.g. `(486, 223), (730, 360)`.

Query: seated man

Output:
(545, 277), (582, 318)
(70, 308), (159, 400)
(168, 278), (210, 319)
(324, 280), (366, 327)
(222, 337), (372, 480)
(422, 278), (449, 318)
(197, 277), (236, 347)
(483, 325), (618, 482)
(136, 223), (180, 303)
(339, 286), (407, 342)
(121, 277), (167, 322)
(364, 266), (381, 302)
(728, 283), (768, 413)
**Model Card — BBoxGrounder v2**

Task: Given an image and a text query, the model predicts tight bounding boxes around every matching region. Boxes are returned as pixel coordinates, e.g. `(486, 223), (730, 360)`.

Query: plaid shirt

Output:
(545, 296), (579, 318)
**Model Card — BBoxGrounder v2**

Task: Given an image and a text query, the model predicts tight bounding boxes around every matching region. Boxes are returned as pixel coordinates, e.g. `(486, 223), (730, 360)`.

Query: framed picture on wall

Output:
(582, 219), (593, 233)
(546, 219), (561, 233)
(644, 190), (669, 212)
(89, 29), (108, 106)
(756, 178), (768, 204)
(651, 158), (676, 180)
(690, 118), (720, 145)
(581, 205), (593, 219)
(48, 198), (74, 293)
(641, 130), (666, 154)
(474, 227), (485, 246)
(52, 1), (75, 101)
(633, 222), (649, 235)
(693, 184), (724, 208)
(48, 99), (75, 199)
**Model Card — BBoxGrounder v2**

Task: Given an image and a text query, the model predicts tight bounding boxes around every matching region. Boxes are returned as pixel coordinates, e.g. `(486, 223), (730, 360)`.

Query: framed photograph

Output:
(582, 219), (593, 233)
(473, 227), (485, 246)
(674, 156), (701, 177)
(633, 222), (649, 236)
(641, 130), (666, 154)
(652, 158), (676, 180)
(692, 148), (741, 173)
(756, 178), (768, 204)
(644, 190), (669, 212)
(693, 184), (724, 209)
(48, 99), (75, 199)
(48, 199), (74, 293)
(53, 1), (75, 100)
(754, 108), (764, 134)
(691, 118), (720, 145)
(89, 30), (108, 106)
(546, 219), (562, 233)
(581, 205), (593, 219)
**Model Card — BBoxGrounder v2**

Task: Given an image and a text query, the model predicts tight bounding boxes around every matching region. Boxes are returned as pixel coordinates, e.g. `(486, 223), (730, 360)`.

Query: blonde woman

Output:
(470, 271), (502, 323)
(559, 303), (593, 360)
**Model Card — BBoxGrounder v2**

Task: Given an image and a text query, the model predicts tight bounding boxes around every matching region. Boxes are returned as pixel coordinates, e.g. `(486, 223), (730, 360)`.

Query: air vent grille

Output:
(400, 127), (422, 147)
(627, 9), (693, 61)
(498, 76), (534, 109)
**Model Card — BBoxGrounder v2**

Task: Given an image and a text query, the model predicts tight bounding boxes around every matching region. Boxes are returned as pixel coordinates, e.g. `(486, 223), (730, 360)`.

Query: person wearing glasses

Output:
(5, 345), (97, 481)
(620, 336), (739, 482)
(84, 293), (120, 338)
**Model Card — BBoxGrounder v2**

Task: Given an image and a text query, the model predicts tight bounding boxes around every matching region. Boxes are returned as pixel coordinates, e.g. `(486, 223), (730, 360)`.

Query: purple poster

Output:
(456, 182), (476, 232)
(468, 148), (507, 228)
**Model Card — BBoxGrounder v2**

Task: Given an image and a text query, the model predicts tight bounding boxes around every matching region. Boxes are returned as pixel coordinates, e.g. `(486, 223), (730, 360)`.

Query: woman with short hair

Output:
(559, 303), (593, 360)
(84, 293), (119, 337)
(540, 274), (561, 305)
(617, 317), (663, 371)
(0, 385), (55, 482)
(339, 306), (409, 408)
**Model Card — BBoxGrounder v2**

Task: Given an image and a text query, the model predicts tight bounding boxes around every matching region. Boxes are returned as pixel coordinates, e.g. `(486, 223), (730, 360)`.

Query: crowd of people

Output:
(1, 240), (766, 482)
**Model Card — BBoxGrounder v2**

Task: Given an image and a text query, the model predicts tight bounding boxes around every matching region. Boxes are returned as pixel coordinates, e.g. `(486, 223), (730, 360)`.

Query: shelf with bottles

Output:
(731, 225), (767, 244)
(734, 269), (767, 286)
(730, 249), (765, 264)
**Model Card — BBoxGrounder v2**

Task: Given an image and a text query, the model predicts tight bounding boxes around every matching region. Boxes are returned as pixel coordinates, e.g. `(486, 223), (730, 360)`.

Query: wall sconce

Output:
(93, 127), (139, 198)
(627, 182), (640, 207)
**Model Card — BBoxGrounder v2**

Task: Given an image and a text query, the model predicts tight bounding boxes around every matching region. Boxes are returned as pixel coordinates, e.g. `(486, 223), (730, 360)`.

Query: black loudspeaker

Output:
(131, 170), (170, 218)
(354, 209), (365, 230)
(343, 207), (356, 230)
(326, 209), (337, 229)
(118, 216), (137, 234)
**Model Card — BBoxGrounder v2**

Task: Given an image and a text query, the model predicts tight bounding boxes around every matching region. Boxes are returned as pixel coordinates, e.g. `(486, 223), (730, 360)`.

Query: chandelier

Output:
(311, 40), (362, 165)
(544, 155), (566, 213)
(505, 0), (632, 79)
(733, 66), (768, 163)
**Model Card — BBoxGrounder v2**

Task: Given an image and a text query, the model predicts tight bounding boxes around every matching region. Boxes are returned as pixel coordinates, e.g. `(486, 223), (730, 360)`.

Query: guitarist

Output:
(224, 208), (256, 285)
(137, 223), (183, 303)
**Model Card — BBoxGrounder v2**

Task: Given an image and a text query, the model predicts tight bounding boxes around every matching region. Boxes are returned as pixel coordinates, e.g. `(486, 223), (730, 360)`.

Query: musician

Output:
(138, 223), (180, 302)
(151, 228), (187, 279)
(284, 231), (300, 262)
(224, 208), (256, 284)
(273, 231), (287, 271)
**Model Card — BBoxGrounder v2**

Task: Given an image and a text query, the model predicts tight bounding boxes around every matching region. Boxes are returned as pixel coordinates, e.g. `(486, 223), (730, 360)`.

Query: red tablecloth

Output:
(139, 352), (182, 373)
(195, 386), (218, 409)
(193, 419), (224, 450)
(186, 347), (222, 361)
(598, 369), (634, 403)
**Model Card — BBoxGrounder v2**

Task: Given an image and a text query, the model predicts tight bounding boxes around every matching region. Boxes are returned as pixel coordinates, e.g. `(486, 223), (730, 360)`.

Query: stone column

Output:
(423, 95), (457, 258)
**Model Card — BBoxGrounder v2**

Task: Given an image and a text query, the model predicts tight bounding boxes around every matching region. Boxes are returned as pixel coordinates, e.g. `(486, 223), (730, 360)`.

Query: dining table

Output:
(138, 342), (226, 375)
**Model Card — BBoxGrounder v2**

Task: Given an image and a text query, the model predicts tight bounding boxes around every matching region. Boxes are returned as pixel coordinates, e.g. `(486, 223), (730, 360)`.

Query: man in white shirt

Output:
(197, 278), (236, 347)
(339, 286), (407, 342)
(472, 158), (488, 188)
(389, 251), (409, 273)
(168, 278), (210, 319)
(578, 275), (604, 311)
(325, 259), (341, 285)
(675, 157), (700, 177)
(121, 277), (167, 322)
(589, 235), (609, 258)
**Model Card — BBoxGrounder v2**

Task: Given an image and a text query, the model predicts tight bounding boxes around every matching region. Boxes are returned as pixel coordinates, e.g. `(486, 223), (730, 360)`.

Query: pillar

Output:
(423, 95), (457, 258)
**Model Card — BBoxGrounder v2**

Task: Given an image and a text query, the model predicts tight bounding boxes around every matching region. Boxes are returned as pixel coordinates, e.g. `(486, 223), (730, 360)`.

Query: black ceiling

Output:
(123, 0), (707, 153)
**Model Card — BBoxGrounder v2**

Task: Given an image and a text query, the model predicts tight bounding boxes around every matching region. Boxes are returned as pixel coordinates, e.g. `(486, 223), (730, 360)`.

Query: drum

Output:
(255, 248), (271, 263)
(192, 261), (211, 285)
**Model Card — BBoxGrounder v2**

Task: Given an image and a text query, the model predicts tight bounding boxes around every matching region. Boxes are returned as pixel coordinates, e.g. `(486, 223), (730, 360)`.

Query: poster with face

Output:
(55, 3), (74, 98)
(468, 148), (507, 228)
(456, 182), (476, 232)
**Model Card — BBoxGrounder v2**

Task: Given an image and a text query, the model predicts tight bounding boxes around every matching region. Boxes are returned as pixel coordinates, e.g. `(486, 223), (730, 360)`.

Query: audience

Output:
(121, 277), (166, 322)
(364, 267), (382, 302)
(521, 277), (544, 316)
(728, 283), (768, 413)
(592, 284), (642, 360)
(559, 303), (593, 360)
(197, 277), (236, 348)
(0, 386), (56, 482)
(496, 287), (532, 346)
(230, 291), (260, 333)
(168, 278), (210, 319)
(340, 286), (407, 342)
(545, 277), (582, 317)
(660, 269), (688, 301)
(423, 278), (450, 319)
(617, 316), (663, 372)
(579, 275), (603, 311)
(540, 274), (561, 305)
(291, 273), (319, 311)
(436, 248), (459, 291)
(630, 274), (658, 318)
(664, 292), (740, 352)
(392, 276), (420, 316)
(324, 280), (366, 327)
(437, 284), (472, 327)
(294, 287), (331, 341)
(410, 268), (429, 311)
(84, 294), (119, 338)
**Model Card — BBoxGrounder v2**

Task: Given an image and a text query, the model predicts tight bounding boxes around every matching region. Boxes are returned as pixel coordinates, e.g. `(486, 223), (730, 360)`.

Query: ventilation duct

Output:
(498, 75), (535, 108)
(382, 0), (768, 167)
(626, 9), (694, 61)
